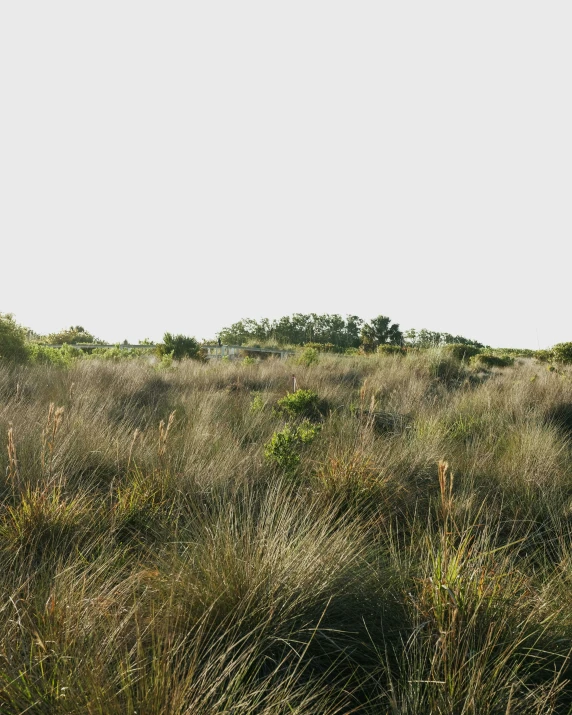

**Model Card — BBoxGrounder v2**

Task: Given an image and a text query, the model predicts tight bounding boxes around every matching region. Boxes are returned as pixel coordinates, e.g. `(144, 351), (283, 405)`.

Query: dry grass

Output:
(0, 352), (571, 712)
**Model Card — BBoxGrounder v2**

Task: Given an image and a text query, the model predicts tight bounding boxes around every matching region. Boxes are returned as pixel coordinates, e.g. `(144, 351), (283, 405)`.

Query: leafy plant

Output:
(0, 313), (28, 363)
(303, 342), (336, 353)
(160, 333), (203, 361)
(250, 393), (265, 413)
(470, 353), (514, 368)
(535, 349), (554, 363)
(442, 343), (481, 361)
(274, 389), (321, 420)
(552, 342), (572, 364)
(27, 343), (82, 367)
(46, 325), (102, 345)
(360, 315), (402, 352)
(264, 421), (321, 474)
(297, 347), (319, 366)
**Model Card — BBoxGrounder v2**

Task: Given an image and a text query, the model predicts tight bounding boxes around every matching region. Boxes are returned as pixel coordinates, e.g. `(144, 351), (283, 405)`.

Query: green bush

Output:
(442, 343), (482, 361)
(156, 351), (174, 370)
(250, 393), (265, 413)
(303, 342), (336, 353)
(0, 313), (28, 363)
(296, 347), (319, 366)
(534, 349), (554, 363)
(27, 343), (82, 367)
(552, 342), (572, 364)
(470, 353), (514, 368)
(274, 389), (321, 420)
(46, 325), (102, 345)
(160, 333), (203, 361)
(264, 421), (321, 474)
(88, 346), (144, 361)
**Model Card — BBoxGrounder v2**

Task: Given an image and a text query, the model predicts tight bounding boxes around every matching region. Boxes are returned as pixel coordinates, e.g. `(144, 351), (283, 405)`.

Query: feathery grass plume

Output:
(41, 402), (65, 479)
(6, 423), (18, 487)
(437, 459), (453, 522)
(158, 409), (176, 459)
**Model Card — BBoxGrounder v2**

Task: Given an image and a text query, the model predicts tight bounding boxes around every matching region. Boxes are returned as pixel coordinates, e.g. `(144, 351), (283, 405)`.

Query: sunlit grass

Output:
(0, 352), (571, 712)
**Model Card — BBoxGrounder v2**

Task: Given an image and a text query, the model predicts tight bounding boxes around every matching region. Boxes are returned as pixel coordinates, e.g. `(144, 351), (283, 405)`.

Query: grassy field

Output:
(1, 350), (572, 713)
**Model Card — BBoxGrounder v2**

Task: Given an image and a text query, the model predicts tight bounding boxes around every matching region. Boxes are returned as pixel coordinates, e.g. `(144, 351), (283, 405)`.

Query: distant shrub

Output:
(88, 346), (143, 362)
(443, 344), (482, 361)
(552, 342), (572, 364)
(344, 347), (360, 356)
(274, 389), (322, 420)
(156, 351), (174, 370)
(296, 347), (319, 366)
(160, 333), (204, 361)
(264, 421), (321, 474)
(492, 347), (536, 357)
(242, 356), (256, 366)
(376, 345), (405, 356)
(0, 313), (28, 363)
(46, 325), (102, 345)
(27, 343), (82, 367)
(470, 353), (514, 368)
(534, 349), (554, 363)
(250, 393), (265, 413)
(303, 342), (336, 353)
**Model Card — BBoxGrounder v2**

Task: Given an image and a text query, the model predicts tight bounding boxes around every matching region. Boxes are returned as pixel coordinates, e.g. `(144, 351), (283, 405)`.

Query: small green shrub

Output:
(303, 342), (336, 353)
(442, 343), (481, 361)
(89, 346), (139, 362)
(534, 349), (554, 363)
(274, 389), (321, 420)
(242, 356), (256, 366)
(156, 350), (174, 370)
(0, 313), (28, 363)
(46, 325), (102, 344)
(264, 421), (321, 474)
(27, 343), (81, 367)
(470, 353), (514, 368)
(552, 342), (572, 364)
(250, 393), (265, 413)
(296, 347), (319, 366)
(159, 333), (203, 361)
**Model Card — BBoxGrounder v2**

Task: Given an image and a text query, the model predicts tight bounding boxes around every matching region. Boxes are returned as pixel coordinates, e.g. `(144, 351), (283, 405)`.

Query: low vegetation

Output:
(1, 313), (572, 712)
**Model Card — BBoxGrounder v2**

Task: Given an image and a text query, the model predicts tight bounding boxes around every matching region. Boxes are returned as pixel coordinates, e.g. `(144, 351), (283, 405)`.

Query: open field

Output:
(1, 351), (572, 713)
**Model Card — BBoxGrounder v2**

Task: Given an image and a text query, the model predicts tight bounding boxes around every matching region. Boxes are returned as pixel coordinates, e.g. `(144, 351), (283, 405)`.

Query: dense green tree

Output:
(0, 313), (28, 363)
(161, 333), (203, 360)
(47, 326), (103, 345)
(217, 314), (366, 349)
(552, 342), (572, 364)
(404, 328), (483, 349)
(361, 315), (403, 351)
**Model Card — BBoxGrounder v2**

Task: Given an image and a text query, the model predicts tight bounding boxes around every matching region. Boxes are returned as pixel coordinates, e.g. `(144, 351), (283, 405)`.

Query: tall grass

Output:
(0, 352), (571, 712)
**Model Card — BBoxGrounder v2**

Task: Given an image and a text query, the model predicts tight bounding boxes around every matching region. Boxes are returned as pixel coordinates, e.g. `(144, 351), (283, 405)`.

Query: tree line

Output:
(217, 313), (484, 351)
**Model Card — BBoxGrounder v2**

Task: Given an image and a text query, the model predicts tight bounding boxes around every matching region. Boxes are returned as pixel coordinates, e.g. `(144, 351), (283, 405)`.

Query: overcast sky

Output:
(1, 2), (570, 348)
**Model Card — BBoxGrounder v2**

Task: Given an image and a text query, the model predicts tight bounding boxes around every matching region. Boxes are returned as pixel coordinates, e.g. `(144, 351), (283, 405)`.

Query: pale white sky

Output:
(1, 2), (570, 348)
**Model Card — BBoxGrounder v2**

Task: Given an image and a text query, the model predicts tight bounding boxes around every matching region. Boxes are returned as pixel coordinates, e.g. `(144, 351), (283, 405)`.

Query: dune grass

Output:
(0, 351), (572, 713)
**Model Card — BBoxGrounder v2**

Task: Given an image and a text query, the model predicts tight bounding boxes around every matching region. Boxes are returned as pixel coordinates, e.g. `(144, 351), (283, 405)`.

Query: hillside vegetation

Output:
(1, 350), (572, 713)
